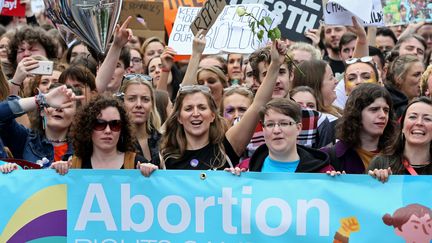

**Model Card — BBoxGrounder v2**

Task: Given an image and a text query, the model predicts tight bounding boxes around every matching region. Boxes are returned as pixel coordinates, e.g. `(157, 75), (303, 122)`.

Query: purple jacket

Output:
(320, 141), (366, 174)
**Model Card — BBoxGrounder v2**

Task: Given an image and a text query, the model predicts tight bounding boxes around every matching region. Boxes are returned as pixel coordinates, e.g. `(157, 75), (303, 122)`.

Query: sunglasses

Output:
(345, 56), (374, 65)
(223, 84), (252, 94)
(93, 119), (122, 132)
(121, 73), (153, 87)
(178, 85), (211, 94)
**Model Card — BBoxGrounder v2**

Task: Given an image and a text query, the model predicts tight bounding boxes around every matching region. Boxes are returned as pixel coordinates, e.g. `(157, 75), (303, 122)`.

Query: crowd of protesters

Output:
(0, 5), (432, 184)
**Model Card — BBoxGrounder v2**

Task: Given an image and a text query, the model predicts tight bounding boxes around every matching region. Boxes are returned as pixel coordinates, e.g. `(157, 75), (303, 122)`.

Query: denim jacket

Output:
(0, 96), (73, 167)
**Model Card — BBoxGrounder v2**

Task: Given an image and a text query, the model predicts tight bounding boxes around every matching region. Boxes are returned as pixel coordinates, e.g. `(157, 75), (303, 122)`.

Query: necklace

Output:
(410, 162), (431, 169)
(47, 138), (68, 143)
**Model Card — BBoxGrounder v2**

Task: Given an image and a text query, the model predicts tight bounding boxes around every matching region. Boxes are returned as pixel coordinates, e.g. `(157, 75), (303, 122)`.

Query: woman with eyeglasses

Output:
(119, 74), (162, 167)
(368, 97), (432, 182)
(385, 54), (425, 117)
(65, 95), (144, 172)
(0, 85), (82, 173)
(127, 47), (144, 74)
(139, 40), (288, 176)
(321, 83), (397, 174)
(245, 98), (333, 173)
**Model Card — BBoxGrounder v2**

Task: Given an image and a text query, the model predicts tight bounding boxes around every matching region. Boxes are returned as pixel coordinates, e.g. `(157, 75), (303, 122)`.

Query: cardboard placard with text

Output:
(119, 0), (165, 40)
(323, 0), (384, 26)
(228, 0), (322, 42)
(169, 4), (278, 55)
(147, 0), (206, 36)
(190, 0), (226, 35)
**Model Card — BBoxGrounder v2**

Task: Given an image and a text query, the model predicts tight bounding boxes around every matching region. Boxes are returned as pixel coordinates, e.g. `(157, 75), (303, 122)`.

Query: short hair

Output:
(140, 37), (165, 55)
(369, 46), (385, 70)
(58, 65), (97, 91)
(7, 26), (58, 67)
(249, 46), (293, 82)
(259, 98), (302, 124)
(336, 83), (396, 149)
(376, 28), (398, 46)
(393, 34), (427, 59)
(339, 32), (357, 51)
(288, 42), (321, 60)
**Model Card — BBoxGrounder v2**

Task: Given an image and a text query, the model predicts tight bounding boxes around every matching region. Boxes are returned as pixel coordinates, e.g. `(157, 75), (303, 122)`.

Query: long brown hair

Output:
(160, 88), (228, 168)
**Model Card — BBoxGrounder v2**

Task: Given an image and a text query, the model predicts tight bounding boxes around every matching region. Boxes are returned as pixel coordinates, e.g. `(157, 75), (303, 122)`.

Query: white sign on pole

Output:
(169, 4), (280, 55)
(323, 0), (384, 26)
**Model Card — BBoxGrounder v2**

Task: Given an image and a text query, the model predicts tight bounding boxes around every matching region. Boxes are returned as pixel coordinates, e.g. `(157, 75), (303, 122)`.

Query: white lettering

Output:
(241, 186), (252, 234)
(195, 196), (215, 232)
(217, 187), (238, 234)
(296, 199), (330, 236)
(75, 184), (117, 231)
(121, 184), (154, 232)
(157, 196), (191, 233)
(256, 198), (292, 236)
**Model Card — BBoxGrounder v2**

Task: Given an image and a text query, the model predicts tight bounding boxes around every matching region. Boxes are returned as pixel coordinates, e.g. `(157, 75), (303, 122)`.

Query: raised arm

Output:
(95, 16), (132, 93)
(9, 57), (39, 96)
(181, 29), (206, 86)
(226, 40), (287, 156)
(351, 17), (369, 58)
(157, 47), (177, 92)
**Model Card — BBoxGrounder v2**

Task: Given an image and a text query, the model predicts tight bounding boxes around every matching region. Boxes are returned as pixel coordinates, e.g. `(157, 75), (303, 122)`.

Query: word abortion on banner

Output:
(190, 0), (226, 35)
(323, 0), (385, 26)
(169, 4), (279, 55)
(382, 0), (432, 26)
(1, 170), (432, 242)
(229, 0), (322, 42)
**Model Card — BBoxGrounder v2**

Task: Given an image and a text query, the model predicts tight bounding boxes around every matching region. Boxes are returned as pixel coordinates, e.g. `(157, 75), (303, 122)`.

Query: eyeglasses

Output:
(178, 85), (211, 94)
(345, 56), (374, 65)
(120, 73), (153, 89)
(263, 120), (298, 129)
(93, 119), (122, 132)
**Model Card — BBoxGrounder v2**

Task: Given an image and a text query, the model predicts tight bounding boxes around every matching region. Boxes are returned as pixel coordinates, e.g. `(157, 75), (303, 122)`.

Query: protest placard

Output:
(119, 0), (165, 40)
(382, 0), (432, 26)
(228, 0), (322, 42)
(190, 0), (226, 35)
(323, 0), (384, 26)
(0, 0), (25, 17)
(147, 0), (206, 36)
(31, 0), (44, 14)
(169, 4), (278, 55)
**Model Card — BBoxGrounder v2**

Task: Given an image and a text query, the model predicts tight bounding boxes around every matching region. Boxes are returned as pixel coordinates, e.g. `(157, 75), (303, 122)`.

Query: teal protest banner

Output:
(0, 170), (432, 242)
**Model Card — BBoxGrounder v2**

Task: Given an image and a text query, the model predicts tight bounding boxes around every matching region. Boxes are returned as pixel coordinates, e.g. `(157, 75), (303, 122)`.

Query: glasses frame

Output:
(345, 56), (374, 65)
(93, 119), (122, 132)
(262, 120), (298, 130)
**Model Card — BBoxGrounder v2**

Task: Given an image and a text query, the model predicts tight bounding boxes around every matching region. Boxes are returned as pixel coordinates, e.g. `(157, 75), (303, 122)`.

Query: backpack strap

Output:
(327, 145), (342, 171)
(123, 151), (136, 169)
(70, 156), (82, 168)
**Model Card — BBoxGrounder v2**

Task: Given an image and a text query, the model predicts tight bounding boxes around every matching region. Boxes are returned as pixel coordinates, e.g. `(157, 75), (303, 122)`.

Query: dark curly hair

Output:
(336, 83), (396, 150)
(71, 95), (135, 161)
(7, 26), (58, 68)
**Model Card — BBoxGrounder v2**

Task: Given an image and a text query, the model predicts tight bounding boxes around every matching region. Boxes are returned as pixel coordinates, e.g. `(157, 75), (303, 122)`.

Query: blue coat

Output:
(0, 96), (73, 166)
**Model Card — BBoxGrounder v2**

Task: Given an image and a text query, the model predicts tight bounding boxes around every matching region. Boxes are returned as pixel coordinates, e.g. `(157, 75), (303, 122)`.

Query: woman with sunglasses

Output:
(321, 83), (397, 174)
(0, 85), (82, 173)
(368, 97), (432, 182)
(119, 74), (162, 167)
(139, 40), (288, 175)
(385, 54), (425, 118)
(67, 95), (144, 171)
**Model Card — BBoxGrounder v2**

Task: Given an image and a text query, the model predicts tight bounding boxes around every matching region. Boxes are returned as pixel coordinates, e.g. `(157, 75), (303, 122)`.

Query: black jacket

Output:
(385, 83), (408, 118)
(249, 144), (333, 172)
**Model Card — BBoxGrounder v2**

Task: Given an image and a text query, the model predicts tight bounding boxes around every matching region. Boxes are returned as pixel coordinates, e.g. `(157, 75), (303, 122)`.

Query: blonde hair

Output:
(197, 66), (228, 88)
(421, 64), (432, 96)
(119, 77), (161, 134)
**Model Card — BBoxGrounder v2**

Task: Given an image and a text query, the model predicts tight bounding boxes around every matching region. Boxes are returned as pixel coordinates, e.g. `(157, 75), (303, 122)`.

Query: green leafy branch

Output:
(236, 7), (304, 76)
